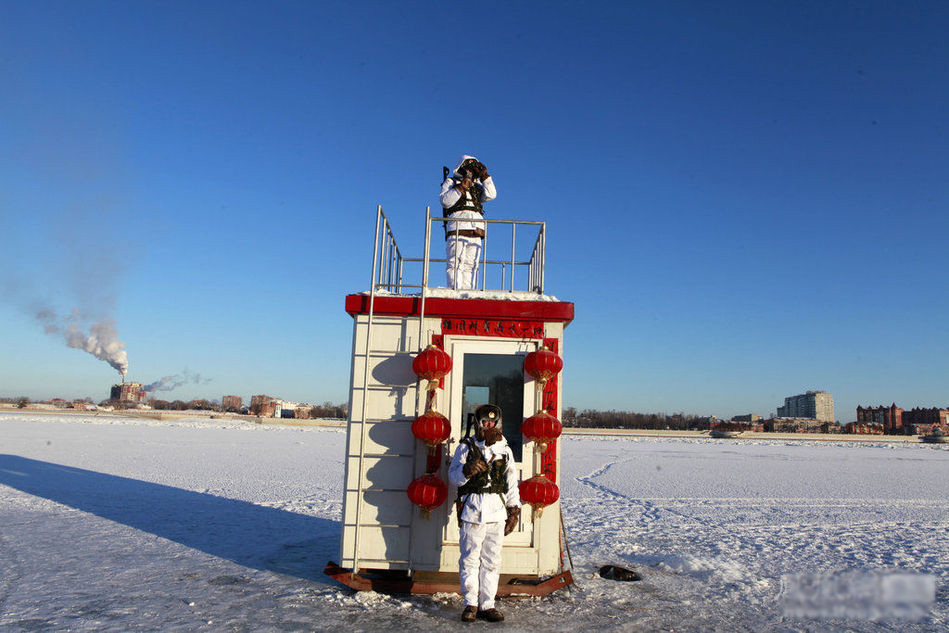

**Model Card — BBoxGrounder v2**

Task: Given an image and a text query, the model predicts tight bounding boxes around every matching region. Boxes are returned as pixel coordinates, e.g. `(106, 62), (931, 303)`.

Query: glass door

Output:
(460, 353), (525, 461)
(444, 337), (536, 547)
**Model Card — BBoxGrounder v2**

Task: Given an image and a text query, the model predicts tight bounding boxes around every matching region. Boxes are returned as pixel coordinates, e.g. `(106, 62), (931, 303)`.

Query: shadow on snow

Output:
(0, 454), (339, 583)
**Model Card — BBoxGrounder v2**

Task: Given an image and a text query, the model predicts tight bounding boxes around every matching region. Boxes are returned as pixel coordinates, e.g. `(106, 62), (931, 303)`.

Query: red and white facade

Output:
(335, 293), (574, 590)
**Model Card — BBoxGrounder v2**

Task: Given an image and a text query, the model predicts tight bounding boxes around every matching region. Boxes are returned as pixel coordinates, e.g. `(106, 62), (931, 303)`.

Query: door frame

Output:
(441, 335), (539, 547)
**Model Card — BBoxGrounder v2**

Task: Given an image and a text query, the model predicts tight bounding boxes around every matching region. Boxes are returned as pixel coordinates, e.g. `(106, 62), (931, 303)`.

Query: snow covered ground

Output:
(1, 413), (946, 632)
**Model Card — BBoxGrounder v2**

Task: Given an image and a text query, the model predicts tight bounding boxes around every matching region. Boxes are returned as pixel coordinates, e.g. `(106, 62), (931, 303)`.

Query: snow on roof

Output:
(360, 288), (561, 302)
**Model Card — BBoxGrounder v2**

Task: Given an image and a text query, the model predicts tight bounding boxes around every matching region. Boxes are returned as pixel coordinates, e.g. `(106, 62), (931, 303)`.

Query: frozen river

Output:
(1, 413), (946, 631)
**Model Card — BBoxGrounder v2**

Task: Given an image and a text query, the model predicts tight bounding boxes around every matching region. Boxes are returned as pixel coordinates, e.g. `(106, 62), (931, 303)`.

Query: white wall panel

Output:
(345, 455), (414, 491)
(343, 490), (412, 525)
(347, 420), (415, 455)
(357, 526), (410, 561)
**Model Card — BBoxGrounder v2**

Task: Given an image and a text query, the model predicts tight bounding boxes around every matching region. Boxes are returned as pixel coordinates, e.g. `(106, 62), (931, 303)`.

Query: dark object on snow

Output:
(598, 565), (641, 582)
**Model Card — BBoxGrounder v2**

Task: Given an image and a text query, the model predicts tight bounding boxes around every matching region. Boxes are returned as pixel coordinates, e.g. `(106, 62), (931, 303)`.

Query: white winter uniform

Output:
(439, 154), (496, 290)
(448, 435), (520, 610)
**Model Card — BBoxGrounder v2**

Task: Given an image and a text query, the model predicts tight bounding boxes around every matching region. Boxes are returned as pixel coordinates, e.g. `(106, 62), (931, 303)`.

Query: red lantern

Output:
(412, 409), (451, 448)
(407, 474), (448, 518)
(521, 410), (563, 453)
(523, 346), (563, 385)
(413, 345), (452, 390)
(518, 474), (560, 518)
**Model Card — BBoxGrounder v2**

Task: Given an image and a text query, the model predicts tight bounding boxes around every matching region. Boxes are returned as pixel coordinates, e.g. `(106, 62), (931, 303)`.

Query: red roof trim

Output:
(344, 294), (574, 323)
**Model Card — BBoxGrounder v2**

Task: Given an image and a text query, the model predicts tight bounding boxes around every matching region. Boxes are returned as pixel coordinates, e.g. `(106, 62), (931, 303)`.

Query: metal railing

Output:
(370, 208), (407, 294)
(368, 206), (546, 295)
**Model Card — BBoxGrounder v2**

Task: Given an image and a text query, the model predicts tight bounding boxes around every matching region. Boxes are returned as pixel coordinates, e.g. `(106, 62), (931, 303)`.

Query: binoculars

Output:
(460, 160), (486, 177)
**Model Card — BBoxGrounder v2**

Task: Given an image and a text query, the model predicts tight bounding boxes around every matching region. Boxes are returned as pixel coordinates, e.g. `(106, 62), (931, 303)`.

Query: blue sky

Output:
(2, 1), (947, 421)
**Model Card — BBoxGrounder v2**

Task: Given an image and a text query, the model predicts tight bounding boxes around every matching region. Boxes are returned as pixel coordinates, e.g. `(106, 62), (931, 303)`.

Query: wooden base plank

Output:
(324, 562), (573, 597)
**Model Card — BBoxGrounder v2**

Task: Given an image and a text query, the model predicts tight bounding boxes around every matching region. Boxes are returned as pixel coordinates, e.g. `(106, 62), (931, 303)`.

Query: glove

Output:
(478, 164), (489, 181)
(463, 458), (488, 479)
(504, 506), (520, 535)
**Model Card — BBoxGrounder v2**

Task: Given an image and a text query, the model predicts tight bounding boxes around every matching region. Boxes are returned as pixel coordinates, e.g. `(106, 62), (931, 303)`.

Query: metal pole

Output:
(386, 226), (393, 290)
(540, 223), (546, 294)
(384, 232), (391, 291)
(351, 205), (383, 578)
(510, 223), (516, 292)
(380, 221), (389, 291)
(531, 236), (537, 292)
(388, 231), (395, 290)
(532, 231), (540, 293)
(418, 207), (432, 411)
(559, 505), (576, 580)
(422, 207), (432, 291)
(452, 226), (459, 290)
(527, 238), (533, 293)
(480, 216), (487, 291)
(528, 259), (532, 294)
(397, 256), (404, 294)
(409, 206), (435, 578)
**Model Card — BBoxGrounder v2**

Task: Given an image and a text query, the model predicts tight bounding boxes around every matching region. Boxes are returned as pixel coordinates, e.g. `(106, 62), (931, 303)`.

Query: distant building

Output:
(275, 399), (308, 418)
(844, 422), (884, 435)
(856, 403), (904, 434)
(777, 390), (834, 423)
(221, 395), (242, 412)
(293, 406), (312, 419)
(250, 395), (278, 417)
(731, 413), (761, 423)
(765, 417), (833, 433)
(854, 405), (948, 435)
(902, 407), (949, 434)
(110, 382), (146, 404)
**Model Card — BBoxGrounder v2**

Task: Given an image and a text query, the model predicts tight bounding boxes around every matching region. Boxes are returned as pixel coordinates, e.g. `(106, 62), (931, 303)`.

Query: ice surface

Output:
(1, 414), (946, 631)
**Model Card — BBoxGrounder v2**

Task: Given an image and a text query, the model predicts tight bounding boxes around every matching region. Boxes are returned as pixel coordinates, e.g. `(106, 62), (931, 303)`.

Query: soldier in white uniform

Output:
(439, 155), (496, 290)
(448, 404), (520, 623)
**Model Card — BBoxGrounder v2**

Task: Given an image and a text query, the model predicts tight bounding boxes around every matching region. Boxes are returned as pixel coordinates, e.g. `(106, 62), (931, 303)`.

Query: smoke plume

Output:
(1, 68), (144, 387)
(36, 308), (128, 380)
(144, 370), (212, 393)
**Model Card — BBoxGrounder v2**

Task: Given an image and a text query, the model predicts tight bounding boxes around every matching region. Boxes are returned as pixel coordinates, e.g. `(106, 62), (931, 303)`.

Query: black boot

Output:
(477, 608), (504, 622)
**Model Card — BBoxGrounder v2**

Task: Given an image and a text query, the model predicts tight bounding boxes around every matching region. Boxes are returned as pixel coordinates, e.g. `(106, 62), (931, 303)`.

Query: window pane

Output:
(461, 353), (523, 461)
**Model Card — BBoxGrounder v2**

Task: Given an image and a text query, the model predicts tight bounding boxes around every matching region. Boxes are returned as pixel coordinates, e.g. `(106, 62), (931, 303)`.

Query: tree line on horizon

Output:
(7, 396), (710, 429)
(561, 407), (708, 430)
(152, 399), (349, 419)
(1, 396), (350, 419)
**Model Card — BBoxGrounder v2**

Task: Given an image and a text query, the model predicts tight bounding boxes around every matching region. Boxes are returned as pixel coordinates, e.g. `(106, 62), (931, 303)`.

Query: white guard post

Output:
(325, 207), (574, 596)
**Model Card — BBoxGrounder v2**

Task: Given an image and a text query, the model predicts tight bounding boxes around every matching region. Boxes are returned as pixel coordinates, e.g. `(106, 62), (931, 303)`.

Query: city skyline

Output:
(2, 2), (947, 420)
(6, 385), (949, 427)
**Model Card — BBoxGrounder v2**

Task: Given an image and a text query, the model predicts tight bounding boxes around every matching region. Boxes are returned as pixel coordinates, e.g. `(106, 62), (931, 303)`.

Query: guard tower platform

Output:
(325, 207), (575, 596)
